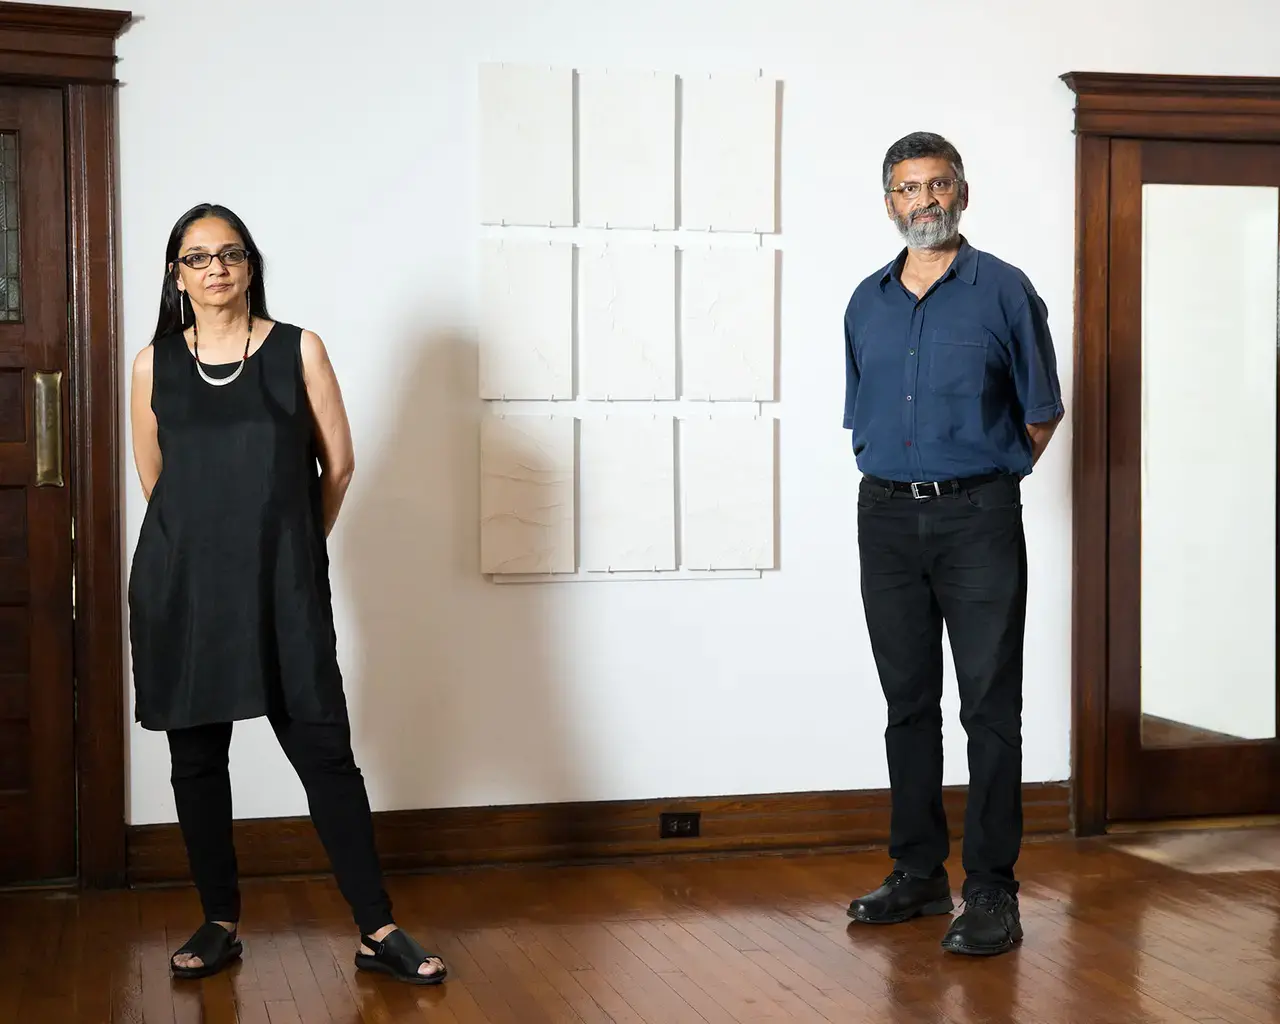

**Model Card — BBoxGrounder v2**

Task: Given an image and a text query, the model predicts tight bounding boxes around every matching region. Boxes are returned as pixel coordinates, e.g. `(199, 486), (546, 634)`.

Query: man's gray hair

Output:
(881, 132), (965, 192)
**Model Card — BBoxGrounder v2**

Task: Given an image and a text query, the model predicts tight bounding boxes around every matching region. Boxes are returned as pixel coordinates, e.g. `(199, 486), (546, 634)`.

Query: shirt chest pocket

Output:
(927, 329), (990, 398)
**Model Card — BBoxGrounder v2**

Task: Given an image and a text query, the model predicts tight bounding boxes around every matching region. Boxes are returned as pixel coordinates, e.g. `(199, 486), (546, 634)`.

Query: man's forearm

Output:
(1027, 416), (1062, 465)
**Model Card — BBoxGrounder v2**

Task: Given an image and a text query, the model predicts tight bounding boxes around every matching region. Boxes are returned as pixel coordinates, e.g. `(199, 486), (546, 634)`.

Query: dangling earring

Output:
(178, 290), (185, 326)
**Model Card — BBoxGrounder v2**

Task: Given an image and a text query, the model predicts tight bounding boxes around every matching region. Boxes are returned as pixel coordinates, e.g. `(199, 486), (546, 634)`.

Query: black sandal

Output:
(170, 921), (243, 979)
(354, 929), (447, 985)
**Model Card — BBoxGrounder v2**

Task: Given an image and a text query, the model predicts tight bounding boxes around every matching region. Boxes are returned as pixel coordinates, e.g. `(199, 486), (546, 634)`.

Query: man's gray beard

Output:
(895, 202), (962, 249)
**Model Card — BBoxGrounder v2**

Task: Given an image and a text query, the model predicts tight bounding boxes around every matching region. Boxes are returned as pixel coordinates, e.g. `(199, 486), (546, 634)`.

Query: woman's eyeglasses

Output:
(175, 248), (250, 269)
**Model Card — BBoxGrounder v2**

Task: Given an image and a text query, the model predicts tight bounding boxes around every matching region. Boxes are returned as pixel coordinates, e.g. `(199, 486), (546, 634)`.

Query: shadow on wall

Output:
(337, 326), (578, 814)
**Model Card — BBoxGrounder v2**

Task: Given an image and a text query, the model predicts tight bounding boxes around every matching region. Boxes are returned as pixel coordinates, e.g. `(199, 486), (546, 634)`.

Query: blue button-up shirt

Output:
(842, 237), (1063, 482)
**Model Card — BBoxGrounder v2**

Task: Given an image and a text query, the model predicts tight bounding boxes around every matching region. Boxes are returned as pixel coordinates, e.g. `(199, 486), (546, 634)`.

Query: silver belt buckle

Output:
(910, 480), (941, 499)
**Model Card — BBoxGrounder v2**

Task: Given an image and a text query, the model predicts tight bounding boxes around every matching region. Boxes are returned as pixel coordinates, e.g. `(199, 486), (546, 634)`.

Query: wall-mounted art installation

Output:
(480, 414), (576, 574)
(478, 239), (574, 400)
(578, 68), (676, 230)
(680, 416), (776, 570)
(478, 62), (574, 226)
(580, 415), (676, 571)
(476, 61), (784, 582)
(579, 243), (677, 400)
(681, 73), (778, 233)
(681, 245), (777, 400)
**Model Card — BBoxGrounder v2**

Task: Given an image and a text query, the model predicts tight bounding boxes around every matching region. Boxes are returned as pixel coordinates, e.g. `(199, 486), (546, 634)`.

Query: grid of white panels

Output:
(476, 63), (782, 581)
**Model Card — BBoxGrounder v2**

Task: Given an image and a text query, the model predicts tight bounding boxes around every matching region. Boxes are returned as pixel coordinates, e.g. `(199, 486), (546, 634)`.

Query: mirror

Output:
(1140, 182), (1279, 748)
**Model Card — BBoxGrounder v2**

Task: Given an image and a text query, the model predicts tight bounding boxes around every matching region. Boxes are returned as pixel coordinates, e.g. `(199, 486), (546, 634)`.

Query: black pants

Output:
(856, 473), (1027, 897)
(167, 715), (394, 935)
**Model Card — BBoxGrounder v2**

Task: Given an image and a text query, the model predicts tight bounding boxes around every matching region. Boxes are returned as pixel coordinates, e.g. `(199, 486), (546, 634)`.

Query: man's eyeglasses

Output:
(886, 178), (962, 199)
(175, 248), (251, 269)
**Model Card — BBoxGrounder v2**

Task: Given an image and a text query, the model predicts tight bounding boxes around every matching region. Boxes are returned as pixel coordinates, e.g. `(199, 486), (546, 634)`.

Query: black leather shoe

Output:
(940, 888), (1023, 955)
(847, 870), (954, 924)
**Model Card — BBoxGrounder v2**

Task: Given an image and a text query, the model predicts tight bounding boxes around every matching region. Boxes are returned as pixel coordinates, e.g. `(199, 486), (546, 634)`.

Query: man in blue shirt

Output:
(843, 132), (1063, 957)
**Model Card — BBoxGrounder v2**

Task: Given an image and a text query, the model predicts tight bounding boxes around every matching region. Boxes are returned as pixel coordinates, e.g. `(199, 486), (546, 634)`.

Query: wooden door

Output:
(1105, 137), (1280, 821)
(0, 86), (74, 883)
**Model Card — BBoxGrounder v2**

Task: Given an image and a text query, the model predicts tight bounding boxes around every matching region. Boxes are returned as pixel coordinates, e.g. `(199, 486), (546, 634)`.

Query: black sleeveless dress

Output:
(128, 322), (348, 732)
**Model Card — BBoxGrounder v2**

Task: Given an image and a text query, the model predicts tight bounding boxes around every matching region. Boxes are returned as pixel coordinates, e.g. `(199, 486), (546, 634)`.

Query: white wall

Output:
(1140, 184), (1279, 741)
(45, 0), (1280, 824)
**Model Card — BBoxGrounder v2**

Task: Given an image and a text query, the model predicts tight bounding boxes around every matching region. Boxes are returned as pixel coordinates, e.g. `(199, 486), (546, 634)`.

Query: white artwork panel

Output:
(579, 244), (676, 399)
(681, 246), (777, 400)
(681, 73), (777, 232)
(681, 417), (775, 569)
(578, 69), (676, 229)
(478, 239), (574, 400)
(580, 416), (676, 571)
(480, 415), (576, 574)
(478, 63), (574, 226)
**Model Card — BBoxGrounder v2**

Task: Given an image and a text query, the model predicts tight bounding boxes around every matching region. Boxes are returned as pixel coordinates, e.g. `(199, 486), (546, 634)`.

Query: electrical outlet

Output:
(659, 811), (701, 839)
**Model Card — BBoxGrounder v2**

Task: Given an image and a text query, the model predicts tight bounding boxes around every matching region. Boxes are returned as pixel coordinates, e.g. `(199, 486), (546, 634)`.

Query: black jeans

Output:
(167, 715), (394, 935)
(856, 473), (1027, 896)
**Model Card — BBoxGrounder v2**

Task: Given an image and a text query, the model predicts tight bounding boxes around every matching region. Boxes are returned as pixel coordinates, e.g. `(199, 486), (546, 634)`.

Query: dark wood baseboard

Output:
(126, 781), (1071, 885)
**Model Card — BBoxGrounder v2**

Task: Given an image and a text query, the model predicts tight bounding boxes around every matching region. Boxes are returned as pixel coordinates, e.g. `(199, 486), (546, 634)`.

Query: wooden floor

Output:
(1140, 714), (1251, 749)
(2, 828), (1278, 1023)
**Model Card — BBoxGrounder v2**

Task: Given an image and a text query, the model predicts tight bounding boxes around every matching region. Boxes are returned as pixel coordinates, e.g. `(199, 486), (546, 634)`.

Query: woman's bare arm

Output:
(130, 346), (162, 501)
(300, 330), (355, 537)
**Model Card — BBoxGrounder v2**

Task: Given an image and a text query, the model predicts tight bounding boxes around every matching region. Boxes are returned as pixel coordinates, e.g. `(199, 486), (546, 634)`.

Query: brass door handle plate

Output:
(33, 369), (63, 487)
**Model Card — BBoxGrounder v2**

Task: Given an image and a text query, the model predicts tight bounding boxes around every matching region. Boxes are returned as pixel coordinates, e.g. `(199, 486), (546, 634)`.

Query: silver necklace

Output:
(192, 315), (253, 387)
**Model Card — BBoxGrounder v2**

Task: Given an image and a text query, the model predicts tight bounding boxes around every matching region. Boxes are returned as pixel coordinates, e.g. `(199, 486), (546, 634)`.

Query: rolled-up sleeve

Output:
(843, 304), (858, 430)
(1009, 290), (1064, 424)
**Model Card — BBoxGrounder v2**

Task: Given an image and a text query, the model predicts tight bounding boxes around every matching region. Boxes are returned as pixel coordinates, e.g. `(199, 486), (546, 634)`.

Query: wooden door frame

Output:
(1062, 72), (1280, 835)
(0, 3), (132, 886)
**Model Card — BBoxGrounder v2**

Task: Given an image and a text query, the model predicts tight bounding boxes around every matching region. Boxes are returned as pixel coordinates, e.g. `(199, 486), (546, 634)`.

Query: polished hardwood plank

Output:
(1141, 714), (1248, 749)
(1, 828), (1277, 1023)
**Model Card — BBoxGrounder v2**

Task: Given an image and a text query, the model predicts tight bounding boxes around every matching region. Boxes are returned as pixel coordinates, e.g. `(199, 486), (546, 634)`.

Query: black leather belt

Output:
(864, 471), (1005, 499)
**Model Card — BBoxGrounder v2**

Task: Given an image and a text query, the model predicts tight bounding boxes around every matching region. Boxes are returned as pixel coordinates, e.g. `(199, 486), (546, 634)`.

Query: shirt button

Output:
(909, 349), (916, 355)
(906, 441), (913, 447)
(906, 395), (913, 401)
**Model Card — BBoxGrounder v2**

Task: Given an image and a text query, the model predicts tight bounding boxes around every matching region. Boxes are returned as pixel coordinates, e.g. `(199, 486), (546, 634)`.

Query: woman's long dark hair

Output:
(150, 203), (271, 344)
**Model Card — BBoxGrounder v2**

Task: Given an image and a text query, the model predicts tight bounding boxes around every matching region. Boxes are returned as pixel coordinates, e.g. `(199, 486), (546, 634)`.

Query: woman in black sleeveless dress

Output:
(128, 203), (445, 985)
